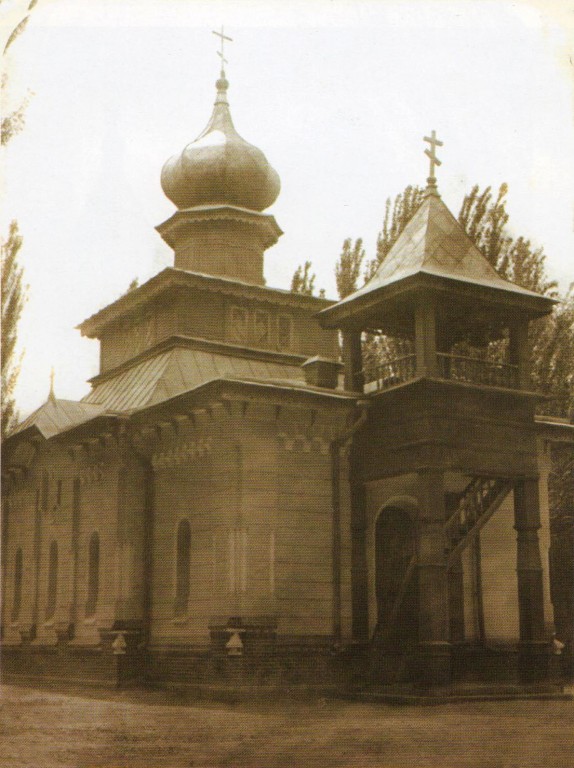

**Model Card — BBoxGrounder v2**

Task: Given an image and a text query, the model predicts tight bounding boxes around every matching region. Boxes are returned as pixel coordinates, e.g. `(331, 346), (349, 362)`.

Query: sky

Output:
(2, 0), (573, 418)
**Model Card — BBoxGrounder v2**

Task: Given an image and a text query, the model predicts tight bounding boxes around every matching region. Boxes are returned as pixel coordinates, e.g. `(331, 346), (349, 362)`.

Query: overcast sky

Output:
(2, 0), (573, 418)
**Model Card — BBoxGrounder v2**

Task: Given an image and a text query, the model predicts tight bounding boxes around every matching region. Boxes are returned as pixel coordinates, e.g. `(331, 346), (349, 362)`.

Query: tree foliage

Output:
(1, 222), (27, 438)
(291, 260), (316, 296)
(335, 238), (365, 299)
(1, 0), (38, 434)
(458, 184), (558, 296)
(0, 73), (31, 146)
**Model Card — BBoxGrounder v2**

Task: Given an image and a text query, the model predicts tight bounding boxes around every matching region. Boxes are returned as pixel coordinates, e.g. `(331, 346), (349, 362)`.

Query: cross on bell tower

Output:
(424, 130), (443, 194)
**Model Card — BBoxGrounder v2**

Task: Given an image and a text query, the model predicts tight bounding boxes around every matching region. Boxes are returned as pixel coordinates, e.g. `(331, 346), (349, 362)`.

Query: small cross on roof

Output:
(424, 130), (443, 184)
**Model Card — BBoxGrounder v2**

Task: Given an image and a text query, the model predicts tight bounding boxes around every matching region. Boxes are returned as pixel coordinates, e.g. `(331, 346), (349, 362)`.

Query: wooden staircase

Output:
(445, 477), (513, 566)
(371, 476), (512, 659)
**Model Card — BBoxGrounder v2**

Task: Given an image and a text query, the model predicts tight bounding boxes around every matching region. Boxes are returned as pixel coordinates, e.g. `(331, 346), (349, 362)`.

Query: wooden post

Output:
(415, 299), (438, 378)
(448, 554), (465, 644)
(69, 478), (81, 630)
(509, 321), (530, 389)
(417, 470), (451, 685)
(342, 330), (364, 392)
(514, 477), (549, 683)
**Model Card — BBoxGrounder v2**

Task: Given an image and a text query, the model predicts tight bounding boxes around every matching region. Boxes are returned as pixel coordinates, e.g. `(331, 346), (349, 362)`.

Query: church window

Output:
(11, 549), (23, 622)
(85, 533), (100, 617)
(277, 315), (293, 351)
(46, 541), (58, 620)
(229, 306), (248, 344)
(254, 310), (270, 345)
(174, 520), (191, 616)
(41, 471), (49, 511)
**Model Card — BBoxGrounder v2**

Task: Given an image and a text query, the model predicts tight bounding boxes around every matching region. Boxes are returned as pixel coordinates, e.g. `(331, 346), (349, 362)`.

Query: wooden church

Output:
(2, 54), (572, 695)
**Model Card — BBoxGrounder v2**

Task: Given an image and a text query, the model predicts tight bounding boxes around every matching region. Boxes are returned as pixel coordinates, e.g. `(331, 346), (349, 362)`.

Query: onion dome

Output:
(161, 73), (280, 211)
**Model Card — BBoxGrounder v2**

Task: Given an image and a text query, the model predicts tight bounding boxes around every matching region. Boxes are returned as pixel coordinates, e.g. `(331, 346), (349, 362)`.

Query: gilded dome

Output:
(161, 74), (280, 211)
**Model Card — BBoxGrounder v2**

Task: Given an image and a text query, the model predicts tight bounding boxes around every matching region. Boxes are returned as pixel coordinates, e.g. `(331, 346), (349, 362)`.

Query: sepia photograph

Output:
(1, 0), (573, 766)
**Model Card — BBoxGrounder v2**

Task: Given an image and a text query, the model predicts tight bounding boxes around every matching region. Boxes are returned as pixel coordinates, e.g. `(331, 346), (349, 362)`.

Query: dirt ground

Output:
(1, 683), (573, 768)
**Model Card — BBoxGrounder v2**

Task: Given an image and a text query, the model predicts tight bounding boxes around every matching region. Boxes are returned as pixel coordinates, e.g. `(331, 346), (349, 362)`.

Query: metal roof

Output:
(10, 399), (106, 440)
(82, 346), (307, 412)
(333, 192), (546, 311)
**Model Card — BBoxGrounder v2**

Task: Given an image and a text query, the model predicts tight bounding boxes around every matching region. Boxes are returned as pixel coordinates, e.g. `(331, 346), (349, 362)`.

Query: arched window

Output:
(45, 541), (58, 620)
(174, 520), (191, 616)
(11, 549), (23, 622)
(85, 533), (100, 617)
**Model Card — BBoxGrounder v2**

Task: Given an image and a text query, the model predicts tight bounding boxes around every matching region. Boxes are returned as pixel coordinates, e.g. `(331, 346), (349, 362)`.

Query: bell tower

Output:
(319, 135), (555, 687)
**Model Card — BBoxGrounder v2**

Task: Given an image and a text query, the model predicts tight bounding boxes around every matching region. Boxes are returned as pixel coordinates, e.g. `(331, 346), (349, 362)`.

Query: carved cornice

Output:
(152, 437), (213, 469)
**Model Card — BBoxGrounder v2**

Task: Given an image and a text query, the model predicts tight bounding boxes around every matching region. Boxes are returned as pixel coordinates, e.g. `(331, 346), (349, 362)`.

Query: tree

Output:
(335, 238), (365, 299)
(1, 222), (26, 437)
(291, 260), (316, 296)
(1, 0), (38, 435)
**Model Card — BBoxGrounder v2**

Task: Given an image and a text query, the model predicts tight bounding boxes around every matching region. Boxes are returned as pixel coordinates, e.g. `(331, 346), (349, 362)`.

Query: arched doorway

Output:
(374, 507), (419, 652)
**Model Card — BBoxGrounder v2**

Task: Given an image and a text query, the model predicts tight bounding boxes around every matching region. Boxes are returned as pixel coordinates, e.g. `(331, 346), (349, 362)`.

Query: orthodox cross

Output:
(424, 130), (443, 180)
(48, 367), (56, 402)
(212, 26), (233, 72)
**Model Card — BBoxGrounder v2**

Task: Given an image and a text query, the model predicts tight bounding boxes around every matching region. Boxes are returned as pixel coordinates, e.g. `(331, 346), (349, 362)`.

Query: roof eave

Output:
(129, 376), (357, 426)
(319, 272), (555, 330)
(79, 268), (335, 339)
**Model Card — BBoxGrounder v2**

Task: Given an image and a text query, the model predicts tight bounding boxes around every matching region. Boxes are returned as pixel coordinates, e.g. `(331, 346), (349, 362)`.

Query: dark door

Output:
(374, 507), (419, 651)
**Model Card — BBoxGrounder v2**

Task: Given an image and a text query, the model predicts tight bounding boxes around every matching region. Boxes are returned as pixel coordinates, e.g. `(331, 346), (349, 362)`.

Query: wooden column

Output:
(448, 554), (465, 644)
(69, 478), (81, 629)
(509, 321), (531, 389)
(417, 470), (451, 685)
(414, 299), (438, 378)
(342, 330), (364, 392)
(349, 461), (369, 643)
(514, 477), (549, 683)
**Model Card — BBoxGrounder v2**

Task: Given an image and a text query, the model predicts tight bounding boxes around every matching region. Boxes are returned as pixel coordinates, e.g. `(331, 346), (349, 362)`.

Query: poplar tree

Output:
(335, 238), (365, 299)
(290, 260), (317, 296)
(1, 222), (26, 438)
(1, 0), (37, 435)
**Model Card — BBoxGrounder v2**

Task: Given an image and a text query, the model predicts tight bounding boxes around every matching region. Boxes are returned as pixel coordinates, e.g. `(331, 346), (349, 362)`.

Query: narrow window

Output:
(174, 520), (191, 616)
(56, 479), (63, 506)
(229, 307), (248, 344)
(254, 310), (270, 346)
(277, 315), (293, 351)
(11, 549), (23, 622)
(45, 541), (58, 620)
(41, 471), (49, 511)
(85, 533), (100, 617)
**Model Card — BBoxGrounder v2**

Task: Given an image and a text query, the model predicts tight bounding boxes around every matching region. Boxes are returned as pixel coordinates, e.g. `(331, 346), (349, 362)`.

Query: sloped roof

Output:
(331, 192), (546, 312)
(10, 398), (106, 440)
(82, 346), (307, 412)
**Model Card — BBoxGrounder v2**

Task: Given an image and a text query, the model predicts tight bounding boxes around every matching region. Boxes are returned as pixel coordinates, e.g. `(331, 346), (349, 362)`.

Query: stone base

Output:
(518, 641), (550, 684)
(416, 641), (452, 686)
(344, 683), (572, 706)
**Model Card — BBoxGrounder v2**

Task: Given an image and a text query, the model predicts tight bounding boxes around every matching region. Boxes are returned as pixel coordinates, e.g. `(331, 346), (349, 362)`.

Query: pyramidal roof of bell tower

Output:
(348, 190), (543, 300)
(323, 135), (550, 327)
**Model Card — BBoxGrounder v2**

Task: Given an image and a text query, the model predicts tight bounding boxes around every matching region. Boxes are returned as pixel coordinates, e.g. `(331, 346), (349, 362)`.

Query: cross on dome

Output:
(212, 25), (233, 75)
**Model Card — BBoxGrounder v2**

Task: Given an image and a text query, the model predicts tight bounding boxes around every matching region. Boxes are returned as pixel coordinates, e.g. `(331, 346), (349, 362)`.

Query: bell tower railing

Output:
(363, 352), (521, 393)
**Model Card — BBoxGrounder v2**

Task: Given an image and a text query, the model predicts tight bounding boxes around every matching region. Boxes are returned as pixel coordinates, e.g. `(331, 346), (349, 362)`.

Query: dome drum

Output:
(157, 206), (282, 285)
